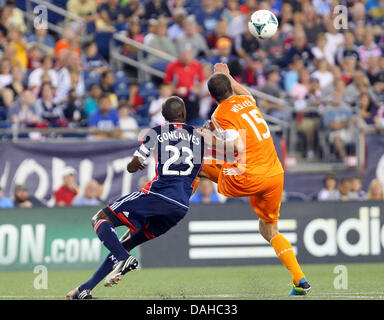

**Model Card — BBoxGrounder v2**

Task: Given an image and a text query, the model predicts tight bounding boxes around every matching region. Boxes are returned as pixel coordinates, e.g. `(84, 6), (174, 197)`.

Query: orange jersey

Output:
(210, 95), (283, 177)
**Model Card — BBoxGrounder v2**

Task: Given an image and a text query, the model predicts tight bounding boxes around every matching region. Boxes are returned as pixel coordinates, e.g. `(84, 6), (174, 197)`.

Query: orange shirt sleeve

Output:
(211, 108), (238, 134)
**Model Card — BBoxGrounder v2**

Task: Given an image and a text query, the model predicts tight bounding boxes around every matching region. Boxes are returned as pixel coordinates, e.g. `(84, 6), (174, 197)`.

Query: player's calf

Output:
(259, 219), (279, 242)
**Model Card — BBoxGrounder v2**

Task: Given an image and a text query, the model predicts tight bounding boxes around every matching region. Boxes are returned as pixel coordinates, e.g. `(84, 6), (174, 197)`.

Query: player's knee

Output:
(91, 213), (98, 228)
(91, 210), (108, 228)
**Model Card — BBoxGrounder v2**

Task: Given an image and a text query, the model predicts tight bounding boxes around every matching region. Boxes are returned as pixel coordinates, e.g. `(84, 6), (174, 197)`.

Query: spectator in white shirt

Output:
(28, 55), (58, 92)
(311, 58), (334, 89)
(118, 100), (138, 140)
(143, 19), (157, 46)
(324, 18), (344, 62)
(311, 33), (335, 66)
(317, 174), (341, 201)
(54, 50), (84, 105)
(167, 7), (187, 40)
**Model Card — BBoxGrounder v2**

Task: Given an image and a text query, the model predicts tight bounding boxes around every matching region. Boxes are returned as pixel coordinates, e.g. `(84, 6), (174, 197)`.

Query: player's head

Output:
(207, 73), (233, 103)
(161, 96), (186, 123)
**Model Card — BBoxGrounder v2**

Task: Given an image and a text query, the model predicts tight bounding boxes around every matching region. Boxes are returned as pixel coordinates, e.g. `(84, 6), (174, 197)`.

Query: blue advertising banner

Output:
(0, 140), (145, 206)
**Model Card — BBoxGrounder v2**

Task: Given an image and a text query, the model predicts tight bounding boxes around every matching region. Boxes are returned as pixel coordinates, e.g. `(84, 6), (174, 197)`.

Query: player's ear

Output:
(181, 105), (187, 122)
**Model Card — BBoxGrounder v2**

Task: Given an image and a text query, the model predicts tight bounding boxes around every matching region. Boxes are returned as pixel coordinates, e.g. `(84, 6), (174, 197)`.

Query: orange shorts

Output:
(203, 163), (284, 225)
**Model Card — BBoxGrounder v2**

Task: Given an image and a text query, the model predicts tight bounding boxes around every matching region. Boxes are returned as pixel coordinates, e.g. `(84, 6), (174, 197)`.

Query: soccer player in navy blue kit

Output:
(67, 96), (204, 299)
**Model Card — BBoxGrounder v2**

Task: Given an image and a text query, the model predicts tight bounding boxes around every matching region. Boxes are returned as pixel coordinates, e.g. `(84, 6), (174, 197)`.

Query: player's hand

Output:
(138, 162), (146, 171)
(127, 156), (146, 173)
(196, 127), (212, 137)
(196, 127), (214, 146)
(202, 120), (214, 131)
(214, 63), (230, 76)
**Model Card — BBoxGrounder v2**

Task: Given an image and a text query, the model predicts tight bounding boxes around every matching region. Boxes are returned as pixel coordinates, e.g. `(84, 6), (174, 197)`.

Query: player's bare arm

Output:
(214, 63), (252, 96)
(196, 127), (243, 156)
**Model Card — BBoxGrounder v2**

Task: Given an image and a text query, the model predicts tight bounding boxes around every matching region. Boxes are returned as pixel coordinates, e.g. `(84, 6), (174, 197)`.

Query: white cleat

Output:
(104, 256), (138, 287)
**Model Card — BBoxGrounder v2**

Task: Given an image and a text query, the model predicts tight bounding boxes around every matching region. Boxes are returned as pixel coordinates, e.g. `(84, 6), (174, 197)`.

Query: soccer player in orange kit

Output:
(197, 63), (311, 295)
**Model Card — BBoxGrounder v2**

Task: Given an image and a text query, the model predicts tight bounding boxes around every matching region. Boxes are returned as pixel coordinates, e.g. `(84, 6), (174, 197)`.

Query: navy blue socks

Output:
(78, 253), (116, 291)
(94, 219), (130, 261)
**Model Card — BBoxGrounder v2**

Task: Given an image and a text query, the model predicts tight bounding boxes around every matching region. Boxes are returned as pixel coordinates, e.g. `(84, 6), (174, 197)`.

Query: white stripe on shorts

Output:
(110, 191), (143, 211)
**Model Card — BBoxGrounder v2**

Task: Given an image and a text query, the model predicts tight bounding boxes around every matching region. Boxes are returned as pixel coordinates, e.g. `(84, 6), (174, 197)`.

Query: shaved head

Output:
(161, 96), (186, 122)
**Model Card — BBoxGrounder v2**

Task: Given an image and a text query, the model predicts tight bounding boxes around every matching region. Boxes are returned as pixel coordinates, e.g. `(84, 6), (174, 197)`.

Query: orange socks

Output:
(270, 233), (305, 286)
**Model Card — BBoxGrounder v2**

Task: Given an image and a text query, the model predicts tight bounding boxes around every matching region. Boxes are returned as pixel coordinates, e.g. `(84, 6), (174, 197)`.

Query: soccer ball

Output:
(248, 10), (279, 39)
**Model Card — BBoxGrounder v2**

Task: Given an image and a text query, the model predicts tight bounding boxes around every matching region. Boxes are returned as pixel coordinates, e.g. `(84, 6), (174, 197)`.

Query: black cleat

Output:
(104, 255), (138, 287)
(66, 287), (92, 300)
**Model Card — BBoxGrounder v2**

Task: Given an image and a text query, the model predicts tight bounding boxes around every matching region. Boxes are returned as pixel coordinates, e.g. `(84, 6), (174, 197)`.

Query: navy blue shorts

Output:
(103, 191), (187, 239)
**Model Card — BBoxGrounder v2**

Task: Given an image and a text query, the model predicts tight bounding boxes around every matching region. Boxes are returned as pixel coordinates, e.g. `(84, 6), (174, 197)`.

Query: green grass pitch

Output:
(0, 263), (383, 300)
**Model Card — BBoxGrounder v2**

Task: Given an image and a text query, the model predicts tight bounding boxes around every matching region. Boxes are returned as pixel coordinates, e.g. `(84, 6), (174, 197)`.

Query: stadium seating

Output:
(115, 81), (130, 99)
(3, 0), (383, 173)
(139, 82), (159, 102)
(83, 71), (101, 90)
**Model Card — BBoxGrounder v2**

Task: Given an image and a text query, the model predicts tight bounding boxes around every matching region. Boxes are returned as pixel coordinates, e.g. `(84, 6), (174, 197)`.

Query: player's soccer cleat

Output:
(66, 287), (92, 300)
(104, 255), (138, 287)
(288, 279), (311, 296)
(104, 273), (122, 287)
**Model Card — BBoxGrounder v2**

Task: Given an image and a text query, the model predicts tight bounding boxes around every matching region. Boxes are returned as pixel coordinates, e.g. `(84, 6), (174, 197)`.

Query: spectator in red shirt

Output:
(164, 48), (205, 124)
(239, 0), (259, 16)
(54, 167), (79, 207)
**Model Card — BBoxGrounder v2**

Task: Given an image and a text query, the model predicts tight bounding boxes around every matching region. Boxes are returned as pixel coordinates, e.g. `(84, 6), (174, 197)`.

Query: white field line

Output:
(0, 292), (384, 299)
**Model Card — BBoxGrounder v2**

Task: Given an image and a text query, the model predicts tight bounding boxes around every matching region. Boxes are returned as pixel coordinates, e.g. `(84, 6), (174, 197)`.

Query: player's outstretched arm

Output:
(214, 63), (252, 96)
(196, 127), (242, 156)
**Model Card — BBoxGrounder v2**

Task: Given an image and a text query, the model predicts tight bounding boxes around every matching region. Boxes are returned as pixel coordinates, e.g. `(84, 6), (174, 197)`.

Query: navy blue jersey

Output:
(133, 123), (204, 210)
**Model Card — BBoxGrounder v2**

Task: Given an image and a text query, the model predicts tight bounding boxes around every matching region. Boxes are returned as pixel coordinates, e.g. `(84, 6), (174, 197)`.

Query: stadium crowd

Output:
(0, 2), (382, 139)
(0, 0), (383, 207)
(0, 1), (383, 156)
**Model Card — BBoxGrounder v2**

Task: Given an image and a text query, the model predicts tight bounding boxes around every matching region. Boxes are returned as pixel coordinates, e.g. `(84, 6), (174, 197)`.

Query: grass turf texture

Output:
(0, 263), (383, 300)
